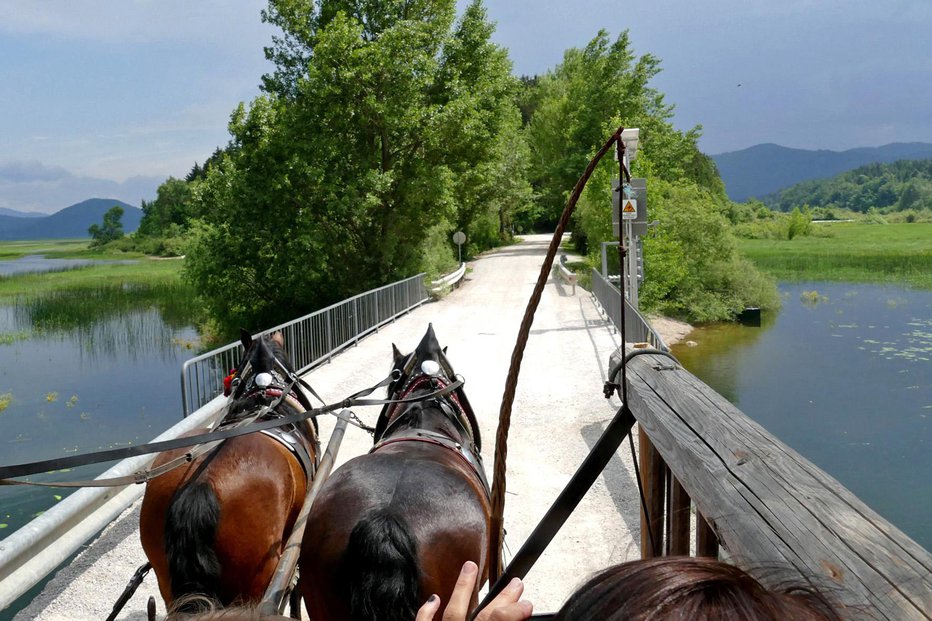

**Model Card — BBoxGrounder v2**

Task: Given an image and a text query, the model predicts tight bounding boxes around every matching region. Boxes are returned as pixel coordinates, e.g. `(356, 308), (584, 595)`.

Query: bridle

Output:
(371, 354), (490, 497)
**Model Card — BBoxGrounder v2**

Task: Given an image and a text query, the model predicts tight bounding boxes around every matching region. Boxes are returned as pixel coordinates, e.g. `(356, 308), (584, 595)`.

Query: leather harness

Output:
(370, 372), (491, 499)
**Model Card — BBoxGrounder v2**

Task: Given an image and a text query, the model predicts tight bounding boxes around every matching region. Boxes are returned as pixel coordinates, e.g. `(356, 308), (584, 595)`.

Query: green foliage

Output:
(785, 206), (812, 240)
(87, 206), (125, 247)
(576, 174), (778, 322)
(136, 178), (195, 238)
(523, 30), (724, 230)
(635, 181), (778, 322)
(186, 0), (530, 334)
(764, 158), (932, 213)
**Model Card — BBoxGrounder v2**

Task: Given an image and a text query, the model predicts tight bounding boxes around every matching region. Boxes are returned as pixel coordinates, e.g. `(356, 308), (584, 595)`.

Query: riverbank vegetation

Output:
(0, 243), (184, 299)
(738, 222), (932, 288)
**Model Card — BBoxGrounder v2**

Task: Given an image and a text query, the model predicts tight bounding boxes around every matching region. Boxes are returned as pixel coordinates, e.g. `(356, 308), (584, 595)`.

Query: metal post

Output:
(626, 220), (639, 308)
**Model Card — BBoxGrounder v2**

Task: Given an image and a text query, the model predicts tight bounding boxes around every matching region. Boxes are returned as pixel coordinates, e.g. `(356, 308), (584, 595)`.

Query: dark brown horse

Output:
(299, 324), (491, 621)
(140, 331), (319, 612)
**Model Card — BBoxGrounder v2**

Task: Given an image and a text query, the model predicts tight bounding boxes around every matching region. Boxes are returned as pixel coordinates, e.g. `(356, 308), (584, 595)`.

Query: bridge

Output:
(13, 234), (644, 619)
(6, 233), (930, 620)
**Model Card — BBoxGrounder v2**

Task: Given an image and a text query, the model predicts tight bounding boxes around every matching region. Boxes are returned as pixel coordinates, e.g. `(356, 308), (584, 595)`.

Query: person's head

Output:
(166, 595), (291, 620)
(554, 557), (843, 620)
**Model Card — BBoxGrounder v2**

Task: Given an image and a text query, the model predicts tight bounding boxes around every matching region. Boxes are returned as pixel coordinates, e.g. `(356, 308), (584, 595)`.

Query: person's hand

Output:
(415, 561), (533, 621)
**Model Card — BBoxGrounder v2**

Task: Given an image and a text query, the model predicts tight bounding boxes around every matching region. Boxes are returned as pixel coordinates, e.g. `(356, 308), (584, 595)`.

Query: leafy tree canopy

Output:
(187, 0), (531, 333)
(523, 30), (725, 230)
(88, 205), (125, 247)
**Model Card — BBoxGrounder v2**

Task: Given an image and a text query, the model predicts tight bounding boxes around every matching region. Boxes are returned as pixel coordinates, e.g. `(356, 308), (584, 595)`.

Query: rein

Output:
(0, 370), (462, 487)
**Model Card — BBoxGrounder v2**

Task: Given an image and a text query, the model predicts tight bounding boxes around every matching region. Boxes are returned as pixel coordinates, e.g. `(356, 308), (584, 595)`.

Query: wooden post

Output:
(639, 431), (665, 558)
(669, 476), (691, 556)
(695, 511), (719, 559)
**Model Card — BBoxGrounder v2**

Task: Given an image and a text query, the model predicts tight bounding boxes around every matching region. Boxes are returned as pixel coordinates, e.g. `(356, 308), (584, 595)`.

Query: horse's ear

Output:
(443, 346), (448, 355)
(270, 331), (285, 348)
(415, 323), (441, 360)
(240, 329), (253, 351)
(392, 343), (404, 365)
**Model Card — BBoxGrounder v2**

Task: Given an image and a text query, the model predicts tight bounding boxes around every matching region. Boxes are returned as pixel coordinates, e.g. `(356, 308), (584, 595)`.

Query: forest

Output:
(123, 0), (777, 333)
(763, 159), (932, 216)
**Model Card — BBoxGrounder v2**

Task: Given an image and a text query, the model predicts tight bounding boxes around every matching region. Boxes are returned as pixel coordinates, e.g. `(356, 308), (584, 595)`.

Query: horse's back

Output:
(140, 431), (308, 605)
(300, 446), (490, 621)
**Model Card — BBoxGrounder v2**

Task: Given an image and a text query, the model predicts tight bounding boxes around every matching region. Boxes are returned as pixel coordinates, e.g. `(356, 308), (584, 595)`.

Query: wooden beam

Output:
(624, 353), (932, 620)
(638, 430), (665, 558)
(695, 511), (719, 558)
(669, 476), (691, 556)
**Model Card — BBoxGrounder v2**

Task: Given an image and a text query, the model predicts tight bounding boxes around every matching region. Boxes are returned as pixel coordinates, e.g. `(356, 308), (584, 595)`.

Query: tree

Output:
(88, 205), (125, 246)
(186, 0), (529, 333)
(137, 177), (194, 237)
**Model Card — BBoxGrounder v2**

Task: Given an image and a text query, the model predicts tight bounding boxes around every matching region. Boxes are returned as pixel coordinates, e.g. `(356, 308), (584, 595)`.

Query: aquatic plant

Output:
(800, 290), (829, 306)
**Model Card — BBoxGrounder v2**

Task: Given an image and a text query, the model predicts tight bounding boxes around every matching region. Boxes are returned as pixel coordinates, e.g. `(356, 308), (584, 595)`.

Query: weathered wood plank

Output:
(669, 476), (690, 555)
(696, 511), (719, 558)
(639, 431), (665, 558)
(625, 353), (932, 620)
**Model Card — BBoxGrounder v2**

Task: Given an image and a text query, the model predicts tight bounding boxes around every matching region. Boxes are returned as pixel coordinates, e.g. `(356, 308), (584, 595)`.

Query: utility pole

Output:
(613, 129), (641, 307)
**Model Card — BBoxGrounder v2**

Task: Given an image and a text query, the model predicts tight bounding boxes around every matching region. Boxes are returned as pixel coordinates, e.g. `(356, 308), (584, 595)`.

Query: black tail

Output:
(164, 481), (222, 607)
(346, 510), (420, 621)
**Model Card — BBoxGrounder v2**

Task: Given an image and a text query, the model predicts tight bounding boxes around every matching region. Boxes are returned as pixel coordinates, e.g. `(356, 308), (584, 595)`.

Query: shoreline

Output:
(647, 315), (694, 346)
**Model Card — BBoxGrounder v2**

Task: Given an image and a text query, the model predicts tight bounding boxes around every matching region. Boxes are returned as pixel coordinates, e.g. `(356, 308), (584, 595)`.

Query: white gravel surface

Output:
(16, 234), (683, 620)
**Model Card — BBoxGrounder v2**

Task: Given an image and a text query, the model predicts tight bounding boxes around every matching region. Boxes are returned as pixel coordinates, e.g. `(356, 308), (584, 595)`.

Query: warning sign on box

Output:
(622, 199), (637, 220)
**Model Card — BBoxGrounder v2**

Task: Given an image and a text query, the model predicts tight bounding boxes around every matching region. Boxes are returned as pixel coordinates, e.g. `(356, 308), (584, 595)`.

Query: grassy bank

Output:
(0, 239), (184, 299)
(738, 222), (932, 288)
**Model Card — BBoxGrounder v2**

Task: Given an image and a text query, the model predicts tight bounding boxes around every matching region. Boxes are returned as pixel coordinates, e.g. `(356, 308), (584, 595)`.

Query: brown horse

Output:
(140, 331), (319, 612)
(299, 324), (491, 621)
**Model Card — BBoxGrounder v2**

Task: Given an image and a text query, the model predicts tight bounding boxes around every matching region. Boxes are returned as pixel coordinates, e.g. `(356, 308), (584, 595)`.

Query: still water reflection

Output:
(0, 254), (137, 277)
(0, 284), (200, 540)
(671, 282), (931, 552)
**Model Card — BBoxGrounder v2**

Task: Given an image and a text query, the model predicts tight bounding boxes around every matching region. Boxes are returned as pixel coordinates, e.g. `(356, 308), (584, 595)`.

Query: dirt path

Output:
(18, 234), (684, 619)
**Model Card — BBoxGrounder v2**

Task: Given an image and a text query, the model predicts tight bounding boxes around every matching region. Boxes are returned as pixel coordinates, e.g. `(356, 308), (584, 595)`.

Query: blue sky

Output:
(2, 0), (930, 213)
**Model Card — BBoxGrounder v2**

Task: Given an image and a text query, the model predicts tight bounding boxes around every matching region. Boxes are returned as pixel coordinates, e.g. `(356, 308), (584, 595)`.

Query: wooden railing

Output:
(612, 347), (932, 620)
(590, 270), (930, 618)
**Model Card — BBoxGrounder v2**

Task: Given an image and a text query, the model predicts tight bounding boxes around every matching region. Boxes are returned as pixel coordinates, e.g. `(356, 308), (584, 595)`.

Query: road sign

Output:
(452, 231), (466, 262)
(622, 199), (637, 220)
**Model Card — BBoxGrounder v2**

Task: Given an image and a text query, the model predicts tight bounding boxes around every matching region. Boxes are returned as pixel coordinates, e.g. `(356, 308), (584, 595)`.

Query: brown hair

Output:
(166, 595), (292, 620)
(554, 557), (844, 620)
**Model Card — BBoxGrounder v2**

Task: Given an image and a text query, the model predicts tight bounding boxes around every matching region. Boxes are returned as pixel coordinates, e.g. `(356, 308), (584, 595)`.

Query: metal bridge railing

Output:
(590, 268), (667, 351)
(181, 273), (428, 416)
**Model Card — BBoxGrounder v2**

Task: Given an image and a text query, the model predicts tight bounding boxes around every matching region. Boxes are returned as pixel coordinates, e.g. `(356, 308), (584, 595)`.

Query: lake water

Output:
(671, 282), (931, 552)
(0, 255), (138, 277)
(0, 285), (200, 541)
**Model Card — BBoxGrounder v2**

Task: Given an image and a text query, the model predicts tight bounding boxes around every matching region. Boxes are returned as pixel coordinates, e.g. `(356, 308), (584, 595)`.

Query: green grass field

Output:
(738, 222), (932, 288)
(0, 239), (183, 298)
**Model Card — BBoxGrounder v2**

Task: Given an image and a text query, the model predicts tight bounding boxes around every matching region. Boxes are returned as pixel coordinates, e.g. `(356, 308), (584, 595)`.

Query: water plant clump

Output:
(800, 290), (829, 306)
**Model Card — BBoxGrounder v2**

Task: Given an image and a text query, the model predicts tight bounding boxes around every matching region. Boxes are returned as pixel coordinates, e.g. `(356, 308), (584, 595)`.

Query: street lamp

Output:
(620, 128), (640, 164)
(618, 128), (640, 308)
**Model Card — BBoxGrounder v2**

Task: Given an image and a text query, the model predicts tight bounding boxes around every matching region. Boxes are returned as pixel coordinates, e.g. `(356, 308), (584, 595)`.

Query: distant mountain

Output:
(711, 142), (932, 202)
(0, 198), (143, 241)
(0, 207), (44, 218)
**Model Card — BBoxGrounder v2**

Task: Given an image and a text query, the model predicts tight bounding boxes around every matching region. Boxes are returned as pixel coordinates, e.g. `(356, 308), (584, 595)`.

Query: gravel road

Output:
(17, 234), (667, 620)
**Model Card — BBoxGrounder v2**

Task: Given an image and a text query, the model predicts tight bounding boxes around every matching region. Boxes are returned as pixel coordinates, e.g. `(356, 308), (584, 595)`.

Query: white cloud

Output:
(0, 161), (162, 214)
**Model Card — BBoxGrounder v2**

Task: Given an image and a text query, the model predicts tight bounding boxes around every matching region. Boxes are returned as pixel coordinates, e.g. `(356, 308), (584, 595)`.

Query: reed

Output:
(738, 222), (932, 288)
